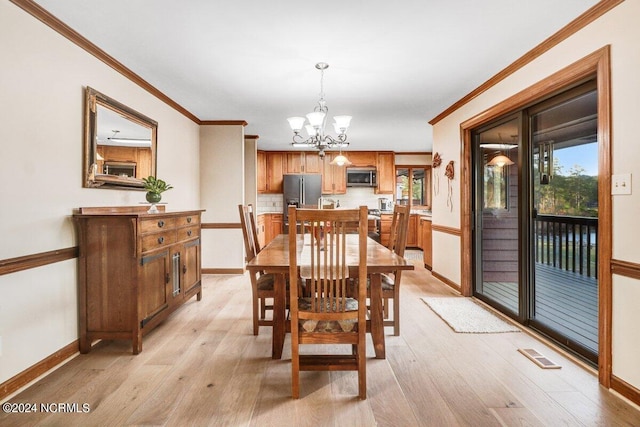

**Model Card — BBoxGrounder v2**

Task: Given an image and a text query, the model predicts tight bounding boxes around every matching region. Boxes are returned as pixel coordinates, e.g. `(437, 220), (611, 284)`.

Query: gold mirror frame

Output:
(83, 86), (158, 189)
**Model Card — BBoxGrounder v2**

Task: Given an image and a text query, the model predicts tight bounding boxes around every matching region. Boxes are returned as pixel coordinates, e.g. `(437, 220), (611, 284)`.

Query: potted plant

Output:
(142, 176), (173, 213)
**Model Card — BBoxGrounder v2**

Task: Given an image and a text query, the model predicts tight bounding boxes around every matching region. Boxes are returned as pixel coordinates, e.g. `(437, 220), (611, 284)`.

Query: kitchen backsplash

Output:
(256, 194), (284, 213)
(257, 187), (387, 213)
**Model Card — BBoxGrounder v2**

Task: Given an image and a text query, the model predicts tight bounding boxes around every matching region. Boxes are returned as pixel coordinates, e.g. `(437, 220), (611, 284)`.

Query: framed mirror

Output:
(84, 86), (157, 189)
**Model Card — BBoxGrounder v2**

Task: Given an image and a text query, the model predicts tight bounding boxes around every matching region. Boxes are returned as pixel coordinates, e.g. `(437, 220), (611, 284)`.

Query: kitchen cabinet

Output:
(322, 153), (347, 194)
(376, 152), (395, 194)
(257, 151), (285, 194)
(346, 151), (377, 168)
(380, 213), (419, 248)
(420, 216), (432, 270)
(257, 151), (267, 193)
(379, 213), (393, 247)
(407, 214), (418, 248)
(265, 213), (283, 245)
(266, 152), (285, 193)
(286, 152), (322, 174)
(256, 213), (266, 248)
(73, 206), (204, 354)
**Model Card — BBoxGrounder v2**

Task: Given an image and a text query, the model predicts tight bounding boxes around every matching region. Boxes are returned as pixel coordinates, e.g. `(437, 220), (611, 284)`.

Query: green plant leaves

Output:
(143, 175), (173, 193)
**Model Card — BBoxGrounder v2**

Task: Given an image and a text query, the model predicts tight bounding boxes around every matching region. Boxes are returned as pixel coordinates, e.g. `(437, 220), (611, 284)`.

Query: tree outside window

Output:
(395, 167), (431, 209)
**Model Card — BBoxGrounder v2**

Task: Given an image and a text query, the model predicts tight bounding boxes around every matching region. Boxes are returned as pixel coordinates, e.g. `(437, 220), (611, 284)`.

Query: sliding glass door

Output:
(472, 81), (599, 364)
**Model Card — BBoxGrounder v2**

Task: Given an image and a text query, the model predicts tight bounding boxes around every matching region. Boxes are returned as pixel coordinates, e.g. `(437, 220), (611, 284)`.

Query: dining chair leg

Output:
(291, 331), (300, 399)
(252, 295), (259, 336)
(393, 290), (400, 336)
(358, 340), (366, 399)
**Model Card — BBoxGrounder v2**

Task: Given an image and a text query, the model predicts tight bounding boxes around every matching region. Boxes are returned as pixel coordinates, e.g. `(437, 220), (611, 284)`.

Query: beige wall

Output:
(199, 125), (245, 270)
(395, 153), (432, 166)
(0, 2), (200, 384)
(431, 1), (640, 390)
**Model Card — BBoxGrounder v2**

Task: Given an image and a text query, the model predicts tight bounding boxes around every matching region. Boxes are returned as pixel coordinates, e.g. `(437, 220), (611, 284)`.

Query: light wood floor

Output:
(2, 261), (639, 426)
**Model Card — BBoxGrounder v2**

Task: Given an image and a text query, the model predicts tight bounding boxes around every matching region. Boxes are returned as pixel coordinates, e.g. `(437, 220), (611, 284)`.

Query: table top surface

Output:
(246, 234), (414, 273)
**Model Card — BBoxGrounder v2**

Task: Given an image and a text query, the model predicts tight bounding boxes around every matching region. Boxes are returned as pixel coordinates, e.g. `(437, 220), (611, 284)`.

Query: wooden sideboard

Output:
(73, 206), (205, 354)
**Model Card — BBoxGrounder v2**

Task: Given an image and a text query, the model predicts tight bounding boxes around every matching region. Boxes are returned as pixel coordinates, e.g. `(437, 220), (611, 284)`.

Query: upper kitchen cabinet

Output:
(376, 152), (395, 194)
(346, 151), (377, 168)
(257, 151), (267, 193)
(257, 151), (285, 194)
(286, 152), (322, 174)
(322, 153), (347, 194)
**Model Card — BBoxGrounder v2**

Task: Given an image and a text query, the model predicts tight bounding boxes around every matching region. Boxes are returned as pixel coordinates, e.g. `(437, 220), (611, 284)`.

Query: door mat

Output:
(421, 297), (521, 333)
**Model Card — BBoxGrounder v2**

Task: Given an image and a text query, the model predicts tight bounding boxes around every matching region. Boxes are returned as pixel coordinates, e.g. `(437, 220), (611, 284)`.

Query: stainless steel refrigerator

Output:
(283, 174), (322, 226)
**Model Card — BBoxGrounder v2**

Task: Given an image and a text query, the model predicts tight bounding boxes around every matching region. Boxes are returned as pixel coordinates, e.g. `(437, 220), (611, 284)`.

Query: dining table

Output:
(245, 233), (414, 360)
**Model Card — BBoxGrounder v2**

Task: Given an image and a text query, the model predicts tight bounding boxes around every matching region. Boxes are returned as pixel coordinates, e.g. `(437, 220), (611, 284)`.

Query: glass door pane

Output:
(473, 117), (520, 315)
(529, 85), (599, 363)
(412, 168), (426, 206)
(395, 168), (409, 205)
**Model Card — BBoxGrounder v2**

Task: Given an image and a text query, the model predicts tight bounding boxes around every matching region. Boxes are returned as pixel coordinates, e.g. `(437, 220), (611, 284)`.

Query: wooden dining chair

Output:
(238, 204), (275, 335)
(373, 204), (410, 336)
(288, 205), (369, 399)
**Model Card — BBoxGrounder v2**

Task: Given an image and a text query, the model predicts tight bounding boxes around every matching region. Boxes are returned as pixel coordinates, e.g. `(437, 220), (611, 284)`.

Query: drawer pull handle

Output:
(183, 265), (187, 274)
(187, 230), (192, 236)
(158, 220), (165, 228)
(158, 236), (164, 244)
(187, 217), (192, 223)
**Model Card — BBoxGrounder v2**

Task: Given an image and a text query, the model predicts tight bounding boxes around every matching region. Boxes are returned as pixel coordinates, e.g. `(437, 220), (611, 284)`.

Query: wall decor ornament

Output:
(432, 152), (442, 195)
(445, 160), (455, 211)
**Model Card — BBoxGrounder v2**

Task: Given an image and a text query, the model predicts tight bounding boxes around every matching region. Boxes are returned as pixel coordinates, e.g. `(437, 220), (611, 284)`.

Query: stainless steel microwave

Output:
(346, 168), (377, 187)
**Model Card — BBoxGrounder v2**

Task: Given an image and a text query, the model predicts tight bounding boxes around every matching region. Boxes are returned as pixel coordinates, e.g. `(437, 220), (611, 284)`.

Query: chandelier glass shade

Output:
(287, 63), (351, 159)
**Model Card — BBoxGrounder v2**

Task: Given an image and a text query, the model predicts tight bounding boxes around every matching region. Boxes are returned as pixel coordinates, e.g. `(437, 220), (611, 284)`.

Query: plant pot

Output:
(146, 192), (162, 203)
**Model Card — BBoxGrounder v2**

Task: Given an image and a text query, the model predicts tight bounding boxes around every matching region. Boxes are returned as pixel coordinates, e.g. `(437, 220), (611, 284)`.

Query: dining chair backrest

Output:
(289, 206), (368, 312)
(287, 205), (369, 399)
(387, 204), (410, 257)
(238, 204), (260, 263)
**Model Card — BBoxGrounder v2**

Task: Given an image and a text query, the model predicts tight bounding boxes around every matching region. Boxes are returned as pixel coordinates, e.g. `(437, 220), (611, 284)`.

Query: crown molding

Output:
(429, 0), (624, 125)
(9, 0), (201, 124)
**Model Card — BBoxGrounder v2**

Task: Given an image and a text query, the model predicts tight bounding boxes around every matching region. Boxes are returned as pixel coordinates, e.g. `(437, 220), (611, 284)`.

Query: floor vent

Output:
(518, 348), (561, 369)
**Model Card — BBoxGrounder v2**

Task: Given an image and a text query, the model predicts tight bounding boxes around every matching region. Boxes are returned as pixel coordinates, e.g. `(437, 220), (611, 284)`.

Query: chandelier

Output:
(287, 63), (352, 163)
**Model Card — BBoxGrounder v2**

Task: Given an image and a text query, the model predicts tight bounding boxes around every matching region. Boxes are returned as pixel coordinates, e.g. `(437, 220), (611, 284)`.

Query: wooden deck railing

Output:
(534, 214), (598, 278)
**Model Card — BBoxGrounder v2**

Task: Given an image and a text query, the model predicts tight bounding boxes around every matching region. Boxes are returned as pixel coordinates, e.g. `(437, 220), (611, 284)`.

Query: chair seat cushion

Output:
(297, 297), (358, 332)
(256, 273), (275, 291)
(365, 273), (395, 291)
(380, 273), (395, 290)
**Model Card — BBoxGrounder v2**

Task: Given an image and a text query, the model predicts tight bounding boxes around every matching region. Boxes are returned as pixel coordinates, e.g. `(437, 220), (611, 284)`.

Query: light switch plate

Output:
(612, 173), (632, 195)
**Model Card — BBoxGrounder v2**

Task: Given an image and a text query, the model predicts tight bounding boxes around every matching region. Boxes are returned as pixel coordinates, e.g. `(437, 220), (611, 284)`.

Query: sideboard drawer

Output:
(141, 231), (177, 252)
(178, 226), (200, 241)
(140, 217), (177, 234)
(176, 215), (200, 227)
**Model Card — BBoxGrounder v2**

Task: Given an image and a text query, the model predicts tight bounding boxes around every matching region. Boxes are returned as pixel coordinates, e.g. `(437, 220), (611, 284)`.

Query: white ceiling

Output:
(34, 0), (598, 152)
